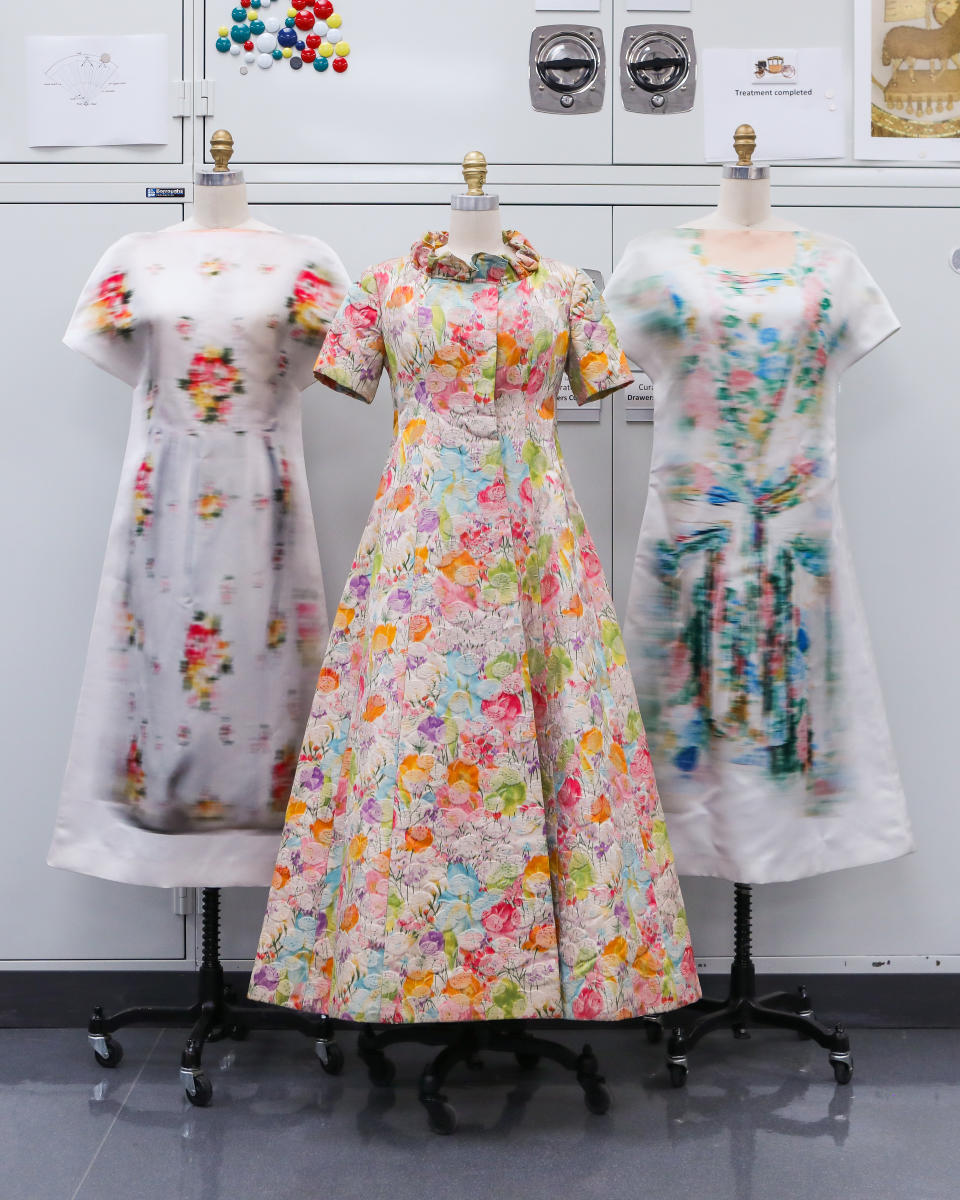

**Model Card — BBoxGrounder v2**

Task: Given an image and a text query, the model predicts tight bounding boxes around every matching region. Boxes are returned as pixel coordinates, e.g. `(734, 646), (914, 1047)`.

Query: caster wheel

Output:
(93, 1037), (123, 1069)
(184, 1072), (213, 1107)
(582, 1081), (611, 1115)
(667, 1062), (688, 1089)
(315, 1040), (344, 1076)
(366, 1052), (396, 1087)
(645, 1021), (664, 1045)
(515, 1052), (540, 1071)
(423, 1097), (457, 1135)
(831, 1058), (853, 1085)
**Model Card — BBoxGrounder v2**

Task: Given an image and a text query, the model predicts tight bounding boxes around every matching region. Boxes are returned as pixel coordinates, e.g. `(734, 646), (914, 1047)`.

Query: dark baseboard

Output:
(0, 970), (956, 1029)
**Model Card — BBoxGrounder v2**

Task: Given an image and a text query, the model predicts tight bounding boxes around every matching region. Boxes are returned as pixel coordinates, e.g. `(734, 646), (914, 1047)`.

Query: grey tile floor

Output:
(0, 1025), (957, 1200)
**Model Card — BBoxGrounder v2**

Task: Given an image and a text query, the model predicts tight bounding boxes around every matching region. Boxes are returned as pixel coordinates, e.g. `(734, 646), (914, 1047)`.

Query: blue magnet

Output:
(231, 7), (247, 20)
(296, 39), (305, 49)
(290, 55), (303, 69)
(230, 24), (248, 42)
(216, 36), (231, 52)
(313, 54), (328, 70)
(248, 18), (265, 34)
(272, 46), (283, 58)
(277, 27), (297, 45)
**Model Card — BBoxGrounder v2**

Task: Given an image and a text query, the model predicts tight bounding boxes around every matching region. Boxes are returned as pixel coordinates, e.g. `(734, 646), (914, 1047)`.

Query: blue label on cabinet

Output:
(146, 187), (186, 198)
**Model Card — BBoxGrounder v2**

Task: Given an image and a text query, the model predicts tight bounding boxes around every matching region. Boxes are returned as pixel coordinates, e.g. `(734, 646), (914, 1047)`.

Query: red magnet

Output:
(332, 55), (347, 71)
(305, 32), (321, 47)
(244, 38), (254, 50)
(314, 0), (333, 18)
(301, 47), (316, 62)
(291, 0), (308, 8)
(295, 10), (314, 29)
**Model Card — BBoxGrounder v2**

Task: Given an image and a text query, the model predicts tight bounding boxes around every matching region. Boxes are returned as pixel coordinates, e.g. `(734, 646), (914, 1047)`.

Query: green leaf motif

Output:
(521, 440), (549, 487)
(568, 849), (595, 900)
(601, 619), (627, 667)
(431, 305), (446, 341)
(486, 650), (518, 680)
(573, 947), (598, 978)
(546, 646), (574, 694)
(444, 929), (458, 971)
(492, 978), (525, 1019)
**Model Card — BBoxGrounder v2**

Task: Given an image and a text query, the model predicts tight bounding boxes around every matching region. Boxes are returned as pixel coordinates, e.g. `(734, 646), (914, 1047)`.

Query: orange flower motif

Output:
(538, 394), (555, 420)
(522, 855), (551, 893)
(333, 605), (355, 632)
(371, 624), (396, 653)
(522, 923), (558, 951)
(609, 742), (627, 775)
(363, 694), (387, 722)
(316, 667), (340, 693)
(414, 546), (429, 574)
(340, 904), (360, 931)
(398, 753), (435, 794)
(497, 332), (523, 369)
(391, 484), (414, 511)
(402, 418), (426, 445)
(430, 343), (471, 378)
(448, 758), (480, 791)
(589, 793), (612, 823)
(562, 595), (584, 618)
(272, 865), (290, 889)
(603, 936), (629, 962)
(579, 350), (609, 386)
(443, 970), (484, 1000)
(348, 833), (368, 861)
(410, 613), (432, 641)
(632, 944), (664, 978)
(402, 969), (435, 999)
(580, 727), (603, 756)
(286, 798), (307, 819)
(386, 285), (414, 308)
(310, 816), (333, 845)
(404, 825), (434, 852)
(438, 549), (480, 587)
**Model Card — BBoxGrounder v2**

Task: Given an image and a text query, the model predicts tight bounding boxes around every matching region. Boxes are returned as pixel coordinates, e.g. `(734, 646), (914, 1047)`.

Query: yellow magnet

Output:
(282, 45), (293, 56)
(219, 25), (230, 36)
(318, 40), (334, 56)
(287, 6), (297, 16)
(326, 12), (342, 28)
(335, 40), (349, 55)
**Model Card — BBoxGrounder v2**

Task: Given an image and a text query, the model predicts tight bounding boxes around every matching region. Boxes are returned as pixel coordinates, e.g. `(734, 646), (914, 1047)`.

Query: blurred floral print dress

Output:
(605, 228), (913, 884)
(249, 232), (700, 1023)
(48, 221), (350, 887)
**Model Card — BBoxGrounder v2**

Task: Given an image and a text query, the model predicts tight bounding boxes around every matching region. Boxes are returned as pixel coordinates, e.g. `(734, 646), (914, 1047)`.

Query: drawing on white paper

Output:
(44, 52), (121, 107)
(26, 34), (168, 148)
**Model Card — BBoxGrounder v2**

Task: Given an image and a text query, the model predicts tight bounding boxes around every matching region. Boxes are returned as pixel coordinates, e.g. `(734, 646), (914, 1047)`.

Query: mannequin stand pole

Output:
(357, 1019), (613, 1135)
(87, 887), (343, 1106)
(665, 884), (853, 1088)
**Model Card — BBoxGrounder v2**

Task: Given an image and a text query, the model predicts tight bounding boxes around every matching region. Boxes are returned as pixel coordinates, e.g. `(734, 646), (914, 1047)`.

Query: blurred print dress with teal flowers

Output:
(249, 231), (700, 1023)
(605, 227), (913, 884)
(48, 222), (350, 887)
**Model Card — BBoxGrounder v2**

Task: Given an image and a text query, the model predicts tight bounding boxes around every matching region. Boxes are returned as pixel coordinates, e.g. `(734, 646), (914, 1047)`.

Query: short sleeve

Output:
(283, 239), (352, 391)
(603, 241), (675, 380)
(565, 268), (634, 405)
(832, 248), (900, 373)
(313, 266), (385, 404)
(63, 236), (144, 387)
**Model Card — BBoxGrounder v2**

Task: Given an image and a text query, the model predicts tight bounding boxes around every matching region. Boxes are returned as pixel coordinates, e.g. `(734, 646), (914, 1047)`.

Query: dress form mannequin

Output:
(439, 151), (505, 260)
(179, 129), (254, 231)
(683, 125), (802, 272)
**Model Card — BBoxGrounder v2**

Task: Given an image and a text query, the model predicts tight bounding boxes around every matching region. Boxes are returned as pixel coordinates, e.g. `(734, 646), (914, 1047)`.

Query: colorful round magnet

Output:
(318, 40), (333, 56)
(314, 0), (333, 17)
(305, 33), (321, 47)
(264, 14), (281, 31)
(229, 43), (242, 54)
(248, 18), (264, 34)
(231, 7), (247, 20)
(256, 31), (277, 50)
(326, 12), (341, 28)
(230, 24), (248, 41)
(257, 51), (274, 67)
(313, 54), (328, 70)
(334, 40), (349, 55)
(216, 36), (231, 51)
(301, 47), (316, 61)
(295, 10), (314, 29)
(332, 55), (347, 71)
(290, 55), (303, 68)
(282, 45), (293, 57)
(243, 38), (254, 50)
(272, 46), (283, 58)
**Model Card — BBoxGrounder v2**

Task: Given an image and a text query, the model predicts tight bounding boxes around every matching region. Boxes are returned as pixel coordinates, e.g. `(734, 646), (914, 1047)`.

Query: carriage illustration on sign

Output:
(753, 54), (797, 81)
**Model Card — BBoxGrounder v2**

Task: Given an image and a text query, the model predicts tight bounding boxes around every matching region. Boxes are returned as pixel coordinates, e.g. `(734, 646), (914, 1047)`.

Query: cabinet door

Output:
(2, 1), (187, 166)
(202, 1), (615, 165)
(0, 203), (186, 961)
(612, 203), (960, 964)
(220, 200), (615, 960)
(613, 0), (852, 166)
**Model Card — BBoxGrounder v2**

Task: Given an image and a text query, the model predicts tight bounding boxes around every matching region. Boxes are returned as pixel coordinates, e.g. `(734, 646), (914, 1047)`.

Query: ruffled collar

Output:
(411, 229), (540, 282)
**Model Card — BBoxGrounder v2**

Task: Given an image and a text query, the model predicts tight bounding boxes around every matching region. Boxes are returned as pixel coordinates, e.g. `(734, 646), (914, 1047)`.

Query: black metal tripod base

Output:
(357, 1022), (611, 1134)
(87, 889), (343, 1107)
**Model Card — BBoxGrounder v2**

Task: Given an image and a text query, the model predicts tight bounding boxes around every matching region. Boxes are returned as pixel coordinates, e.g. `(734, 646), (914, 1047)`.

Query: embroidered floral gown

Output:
(249, 232), (700, 1023)
(605, 228), (914, 884)
(48, 220), (350, 887)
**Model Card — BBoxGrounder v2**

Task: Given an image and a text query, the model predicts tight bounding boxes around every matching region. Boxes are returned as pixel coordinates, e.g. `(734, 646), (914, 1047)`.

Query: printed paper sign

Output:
(702, 47), (846, 161)
(27, 34), (169, 147)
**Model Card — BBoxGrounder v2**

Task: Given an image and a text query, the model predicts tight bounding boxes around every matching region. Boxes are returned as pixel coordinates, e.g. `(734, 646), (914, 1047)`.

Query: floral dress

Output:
(249, 231), (700, 1024)
(47, 220), (350, 887)
(605, 227), (914, 884)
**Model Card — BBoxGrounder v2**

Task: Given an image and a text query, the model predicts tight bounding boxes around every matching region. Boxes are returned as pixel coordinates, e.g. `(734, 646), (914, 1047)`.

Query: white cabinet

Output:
(612, 203), (960, 962)
(0, 202), (187, 961)
(202, 0), (615, 165)
(2, 1), (188, 166)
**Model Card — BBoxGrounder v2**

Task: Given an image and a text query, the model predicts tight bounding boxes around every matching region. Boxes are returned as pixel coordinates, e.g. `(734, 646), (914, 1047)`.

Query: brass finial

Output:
(462, 150), (488, 196)
(733, 124), (756, 166)
(210, 129), (235, 172)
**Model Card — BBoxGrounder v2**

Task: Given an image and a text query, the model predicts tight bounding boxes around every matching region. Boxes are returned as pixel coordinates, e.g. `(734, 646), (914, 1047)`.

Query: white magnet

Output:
(244, 50), (255, 61)
(314, 21), (327, 36)
(257, 51), (274, 68)
(256, 31), (278, 51)
(264, 16), (282, 33)
(229, 43), (241, 55)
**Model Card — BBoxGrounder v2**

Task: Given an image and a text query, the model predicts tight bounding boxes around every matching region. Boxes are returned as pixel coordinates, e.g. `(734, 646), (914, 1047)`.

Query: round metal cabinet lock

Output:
(626, 32), (689, 93)
(529, 25), (606, 115)
(620, 24), (697, 115)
